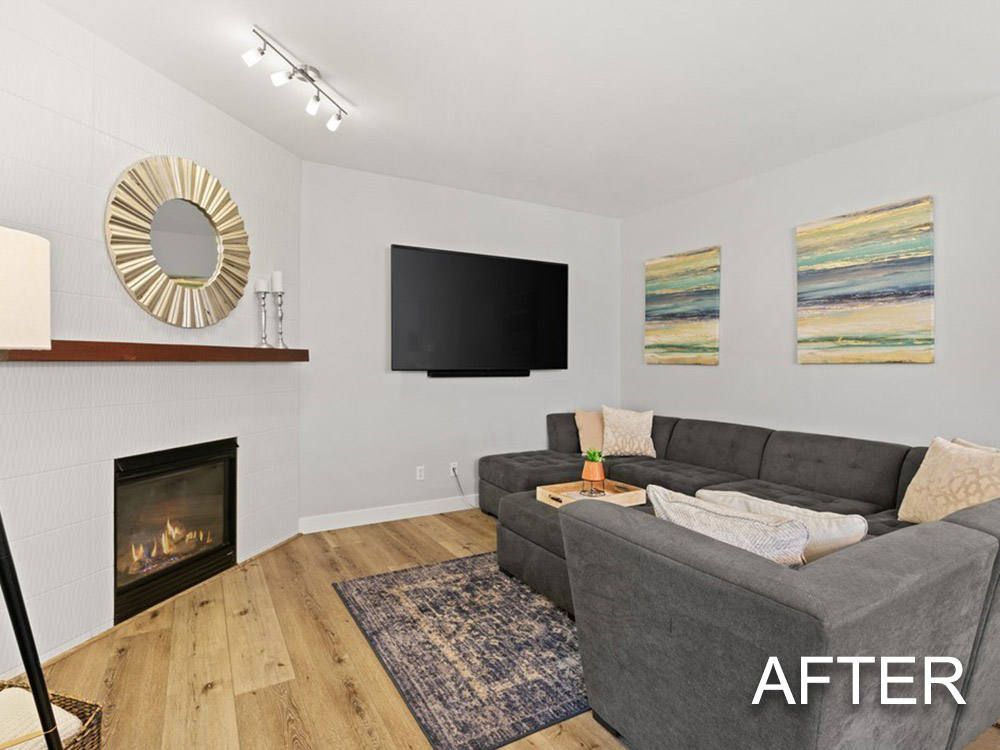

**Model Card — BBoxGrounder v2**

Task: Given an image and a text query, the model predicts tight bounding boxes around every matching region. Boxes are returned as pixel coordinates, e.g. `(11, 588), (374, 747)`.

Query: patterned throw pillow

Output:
(899, 437), (1000, 523)
(601, 406), (655, 457)
(648, 485), (809, 566)
(695, 489), (866, 561)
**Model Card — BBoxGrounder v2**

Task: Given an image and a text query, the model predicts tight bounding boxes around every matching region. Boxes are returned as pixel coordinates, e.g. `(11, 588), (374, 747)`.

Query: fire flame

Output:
(126, 517), (214, 571)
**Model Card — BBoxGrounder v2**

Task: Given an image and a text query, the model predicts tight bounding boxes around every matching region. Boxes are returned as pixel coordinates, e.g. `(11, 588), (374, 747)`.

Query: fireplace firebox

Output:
(114, 438), (237, 623)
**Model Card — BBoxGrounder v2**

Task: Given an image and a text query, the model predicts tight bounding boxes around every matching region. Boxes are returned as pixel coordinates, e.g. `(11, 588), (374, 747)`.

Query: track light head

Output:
(241, 43), (266, 67)
(271, 69), (294, 87)
(306, 91), (321, 116)
(326, 111), (343, 132)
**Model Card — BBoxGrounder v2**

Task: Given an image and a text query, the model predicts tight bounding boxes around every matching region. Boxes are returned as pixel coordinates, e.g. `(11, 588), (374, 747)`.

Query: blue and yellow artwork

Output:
(796, 197), (934, 364)
(644, 247), (721, 365)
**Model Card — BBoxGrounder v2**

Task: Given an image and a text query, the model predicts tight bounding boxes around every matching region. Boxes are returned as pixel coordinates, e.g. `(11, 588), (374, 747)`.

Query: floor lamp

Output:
(0, 225), (62, 750)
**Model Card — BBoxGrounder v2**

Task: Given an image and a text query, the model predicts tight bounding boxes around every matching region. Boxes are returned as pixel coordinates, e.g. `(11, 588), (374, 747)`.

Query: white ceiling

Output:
(47, 0), (1000, 217)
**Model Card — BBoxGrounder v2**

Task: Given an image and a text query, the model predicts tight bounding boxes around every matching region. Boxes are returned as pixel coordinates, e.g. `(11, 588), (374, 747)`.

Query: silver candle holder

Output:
(273, 291), (288, 349)
(255, 291), (273, 348)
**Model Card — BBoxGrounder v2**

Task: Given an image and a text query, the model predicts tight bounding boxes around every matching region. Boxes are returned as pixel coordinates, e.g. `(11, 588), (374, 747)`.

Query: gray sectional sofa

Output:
(478, 413), (1000, 749)
(479, 413), (923, 614)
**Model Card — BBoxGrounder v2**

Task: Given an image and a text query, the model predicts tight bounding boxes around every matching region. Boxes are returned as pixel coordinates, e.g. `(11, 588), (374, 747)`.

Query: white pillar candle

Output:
(270, 270), (284, 292)
(254, 278), (269, 293)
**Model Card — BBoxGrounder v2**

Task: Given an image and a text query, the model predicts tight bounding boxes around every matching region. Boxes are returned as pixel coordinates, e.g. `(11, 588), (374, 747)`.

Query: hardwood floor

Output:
(39, 508), (1000, 749)
(42, 510), (619, 749)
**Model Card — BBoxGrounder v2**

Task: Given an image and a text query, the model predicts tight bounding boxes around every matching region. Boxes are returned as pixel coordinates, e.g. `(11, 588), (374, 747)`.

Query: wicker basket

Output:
(0, 682), (101, 750)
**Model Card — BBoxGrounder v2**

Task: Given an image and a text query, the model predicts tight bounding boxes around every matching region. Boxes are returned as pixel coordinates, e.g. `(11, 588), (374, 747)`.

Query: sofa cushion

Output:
(896, 446), (928, 506)
(864, 508), (914, 537)
(606, 457), (744, 496)
(498, 492), (564, 558)
(701, 478), (884, 516)
(478, 479), (507, 516)
(759, 431), (908, 510)
(478, 450), (583, 492)
(651, 416), (679, 458)
(665, 419), (772, 477)
(547, 413), (580, 453)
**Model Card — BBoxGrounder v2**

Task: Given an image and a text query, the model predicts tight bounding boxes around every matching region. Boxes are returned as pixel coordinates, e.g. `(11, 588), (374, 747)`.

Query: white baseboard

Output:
(298, 493), (480, 533)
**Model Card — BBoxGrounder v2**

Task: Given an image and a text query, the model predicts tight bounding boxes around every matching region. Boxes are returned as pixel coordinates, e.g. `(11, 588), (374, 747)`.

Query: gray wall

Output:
(620, 96), (1000, 446)
(299, 163), (620, 527)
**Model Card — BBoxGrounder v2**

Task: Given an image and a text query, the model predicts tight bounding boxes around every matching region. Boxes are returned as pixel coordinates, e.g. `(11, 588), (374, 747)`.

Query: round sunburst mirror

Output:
(105, 156), (250, 328)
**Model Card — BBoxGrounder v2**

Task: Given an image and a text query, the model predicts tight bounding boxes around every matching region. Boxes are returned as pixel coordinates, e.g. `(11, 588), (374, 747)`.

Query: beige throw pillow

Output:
(648, 485), (808, 566)
(574, 410), (604, 454)
(602, 406), (656, 457)
(696, 489), (867, 561)
(899, 437), (1000, 523)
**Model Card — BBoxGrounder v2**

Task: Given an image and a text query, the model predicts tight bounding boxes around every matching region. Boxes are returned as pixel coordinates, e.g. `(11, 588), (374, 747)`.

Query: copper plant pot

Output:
(581, 460), (606, 496)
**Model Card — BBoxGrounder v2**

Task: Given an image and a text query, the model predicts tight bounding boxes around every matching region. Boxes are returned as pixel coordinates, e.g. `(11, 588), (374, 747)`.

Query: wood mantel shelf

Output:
(0, 340), (310, 363)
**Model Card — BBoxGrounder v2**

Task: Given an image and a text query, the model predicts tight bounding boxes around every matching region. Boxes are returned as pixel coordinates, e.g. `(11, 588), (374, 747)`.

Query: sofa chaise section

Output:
(561, 500), (999, 750)
(497, 491), (575, 612)
(478, 413), (678, 516)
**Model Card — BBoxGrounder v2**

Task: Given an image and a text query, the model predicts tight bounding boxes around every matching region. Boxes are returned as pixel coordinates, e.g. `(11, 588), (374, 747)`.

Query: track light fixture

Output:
(271, 69), (293, 87)
(271, 70), (295, 87)
(242, 26), (353, 133)
(306, 90), (321, 116)
(242, 43), (266, 67)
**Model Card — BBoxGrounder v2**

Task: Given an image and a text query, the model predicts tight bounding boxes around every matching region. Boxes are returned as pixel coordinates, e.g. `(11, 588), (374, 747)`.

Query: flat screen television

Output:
(391, 245), (568, 376)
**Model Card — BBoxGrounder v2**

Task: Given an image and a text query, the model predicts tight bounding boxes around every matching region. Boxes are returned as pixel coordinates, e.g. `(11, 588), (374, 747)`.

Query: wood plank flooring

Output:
(38, 508), (1000, 749)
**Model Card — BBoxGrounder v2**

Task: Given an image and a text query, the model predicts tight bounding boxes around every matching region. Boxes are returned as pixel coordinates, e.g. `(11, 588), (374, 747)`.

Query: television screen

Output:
(391, 245), (568, 375)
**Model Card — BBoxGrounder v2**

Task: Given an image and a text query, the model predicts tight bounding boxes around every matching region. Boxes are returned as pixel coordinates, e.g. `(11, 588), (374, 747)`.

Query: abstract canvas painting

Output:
(644, 246), (720, 365)
(796, 196), (934, 364)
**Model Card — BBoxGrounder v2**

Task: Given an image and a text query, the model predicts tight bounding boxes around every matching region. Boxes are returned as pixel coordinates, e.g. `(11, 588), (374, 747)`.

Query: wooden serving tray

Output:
(535, 479), (646, 508)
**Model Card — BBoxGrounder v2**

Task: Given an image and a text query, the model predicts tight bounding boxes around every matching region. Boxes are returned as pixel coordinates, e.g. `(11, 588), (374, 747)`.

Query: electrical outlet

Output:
(416, 465), (425, 481)
(449, 461), (459, 476)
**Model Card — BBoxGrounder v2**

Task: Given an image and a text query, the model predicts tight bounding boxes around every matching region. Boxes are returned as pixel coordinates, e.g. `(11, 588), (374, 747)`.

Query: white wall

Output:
(299, 164), (620, 527)
(621, 96), (1000, 447)
(0, 0), (302, 671)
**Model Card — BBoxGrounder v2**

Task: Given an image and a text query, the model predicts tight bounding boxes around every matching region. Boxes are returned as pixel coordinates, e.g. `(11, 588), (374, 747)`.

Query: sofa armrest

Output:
(561, 501), (997, 750)
(546, 412), (580, 453)
(940, 499), (1000, 748)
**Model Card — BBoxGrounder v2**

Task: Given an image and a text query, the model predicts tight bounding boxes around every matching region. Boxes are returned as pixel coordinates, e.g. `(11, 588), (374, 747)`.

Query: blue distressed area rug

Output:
(334, 553), (588, 750)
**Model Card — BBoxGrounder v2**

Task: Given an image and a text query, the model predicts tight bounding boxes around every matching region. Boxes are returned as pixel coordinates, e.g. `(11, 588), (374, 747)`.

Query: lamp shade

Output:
(0, 226), (50, 350)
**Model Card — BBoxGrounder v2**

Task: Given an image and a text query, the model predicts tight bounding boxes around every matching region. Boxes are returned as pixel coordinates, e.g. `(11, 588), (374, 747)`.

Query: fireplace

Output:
(114, 438), (237, 623)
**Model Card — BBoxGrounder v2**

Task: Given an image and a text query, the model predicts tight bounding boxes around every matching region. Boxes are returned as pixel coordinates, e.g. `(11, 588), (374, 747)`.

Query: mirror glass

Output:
(149, 199), (220, 283)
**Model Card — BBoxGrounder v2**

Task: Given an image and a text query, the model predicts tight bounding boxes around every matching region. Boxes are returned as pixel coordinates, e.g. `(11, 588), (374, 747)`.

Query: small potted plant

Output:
(581, 449), (606, 496)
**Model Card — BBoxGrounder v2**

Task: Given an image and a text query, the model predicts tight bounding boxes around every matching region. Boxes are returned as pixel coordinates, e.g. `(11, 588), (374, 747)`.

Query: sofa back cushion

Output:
(760, 431), (909, 509)
(896, 446), (928, 506)
(546, 413), (580, 453)
(651, 416), (679, 458)
(665, 419), (772, 477)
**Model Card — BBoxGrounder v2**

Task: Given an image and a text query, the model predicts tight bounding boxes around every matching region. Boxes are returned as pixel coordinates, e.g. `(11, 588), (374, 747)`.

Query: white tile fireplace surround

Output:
(0, 1), (302, 674)
(0, 364), (300, 673)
